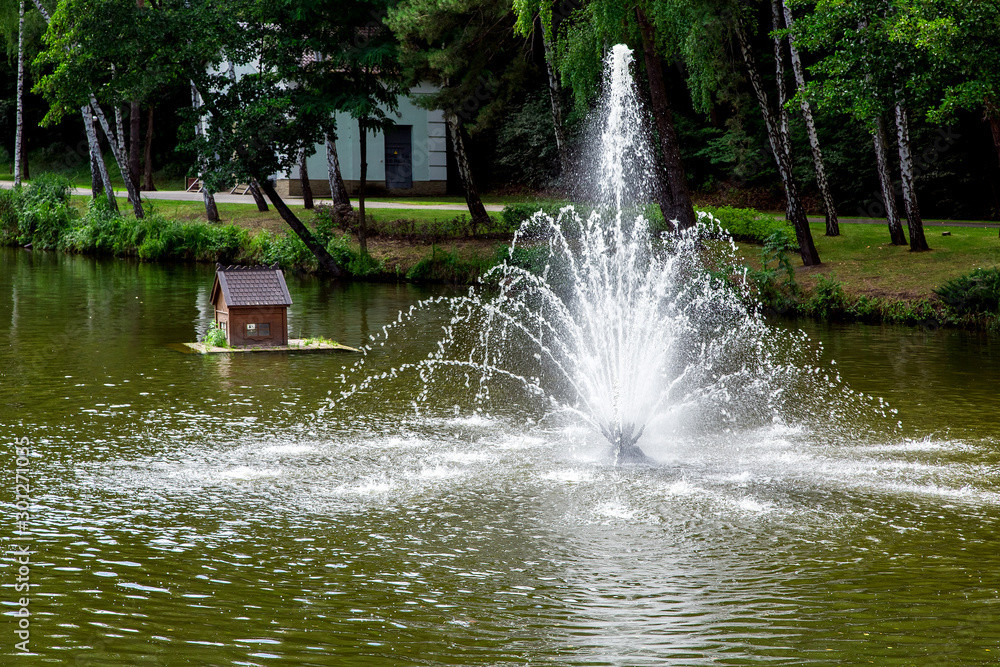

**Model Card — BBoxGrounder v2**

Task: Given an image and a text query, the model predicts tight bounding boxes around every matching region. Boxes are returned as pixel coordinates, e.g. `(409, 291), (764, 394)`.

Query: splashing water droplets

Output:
(327, 45), (877, 463)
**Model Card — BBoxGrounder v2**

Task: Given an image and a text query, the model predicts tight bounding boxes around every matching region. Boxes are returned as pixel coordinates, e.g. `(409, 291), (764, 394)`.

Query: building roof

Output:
(210, 264), (293, 307)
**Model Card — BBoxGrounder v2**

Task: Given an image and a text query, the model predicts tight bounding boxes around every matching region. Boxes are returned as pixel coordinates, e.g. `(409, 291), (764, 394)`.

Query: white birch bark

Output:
(893, 97), (929, 251)
(14, 0), (25, 186)
(542, 35), (569, 175)
(89, 94), (144, 218)
(82, 105), (117, 210)
(734, 20), (820, 266)
(872, 115), (905, 245)
(782, 0), (839, 235)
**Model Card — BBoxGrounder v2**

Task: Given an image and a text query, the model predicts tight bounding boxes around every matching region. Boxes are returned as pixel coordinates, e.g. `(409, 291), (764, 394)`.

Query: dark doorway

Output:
(384, 125), (413, 190)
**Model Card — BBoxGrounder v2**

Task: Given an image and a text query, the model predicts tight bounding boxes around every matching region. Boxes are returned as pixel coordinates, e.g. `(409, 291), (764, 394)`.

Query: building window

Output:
(246, 323), (270, 337)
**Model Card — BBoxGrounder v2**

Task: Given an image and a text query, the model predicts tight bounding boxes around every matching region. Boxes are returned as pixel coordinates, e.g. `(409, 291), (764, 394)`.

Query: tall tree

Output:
(872, 114), (906, 245)
(389, 0), (524, 231)
(779, 0), (839, 235)
(34, 0), (148, 217)
(513, 7), (570, 174)
(325, 133), (353, 217)
(298, 146), (314, 210)
(734, 12), (820, 266)
(13, 0), (24, 185)
(792, 0), (931, 251)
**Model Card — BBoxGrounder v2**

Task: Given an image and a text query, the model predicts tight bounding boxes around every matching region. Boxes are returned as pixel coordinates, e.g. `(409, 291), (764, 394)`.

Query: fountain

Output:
(333, 45), (851, 464)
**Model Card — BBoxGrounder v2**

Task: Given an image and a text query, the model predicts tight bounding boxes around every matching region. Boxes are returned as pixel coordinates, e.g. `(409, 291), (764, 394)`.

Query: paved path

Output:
(0, 181), (504, 211)
(3, 181), (996, 225)
(806, 216), (998, 228)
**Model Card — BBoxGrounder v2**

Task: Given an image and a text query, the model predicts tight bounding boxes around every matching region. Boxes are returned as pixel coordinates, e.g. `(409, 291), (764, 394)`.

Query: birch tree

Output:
(734, 14), (820, 265)
(13, 0), (24, 186)
(792, 0), (932, 252)
(779, 0), (839, 235)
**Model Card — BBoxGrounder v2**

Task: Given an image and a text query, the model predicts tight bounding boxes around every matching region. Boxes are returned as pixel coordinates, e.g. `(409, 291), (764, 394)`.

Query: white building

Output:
(274, 83), (448, 198)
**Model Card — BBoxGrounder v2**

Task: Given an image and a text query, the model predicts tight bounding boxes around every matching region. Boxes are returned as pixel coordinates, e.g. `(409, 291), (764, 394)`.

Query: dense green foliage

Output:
(202, 321), (228, 348)
(934, 268), (1000, 315)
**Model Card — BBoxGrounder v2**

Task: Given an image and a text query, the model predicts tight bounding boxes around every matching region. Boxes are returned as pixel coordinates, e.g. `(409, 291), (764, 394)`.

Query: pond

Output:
(2, 246), (999, 665)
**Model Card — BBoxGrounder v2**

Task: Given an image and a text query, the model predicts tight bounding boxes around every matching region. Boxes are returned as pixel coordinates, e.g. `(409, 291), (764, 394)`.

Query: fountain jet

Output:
(337, 45), (811, 466)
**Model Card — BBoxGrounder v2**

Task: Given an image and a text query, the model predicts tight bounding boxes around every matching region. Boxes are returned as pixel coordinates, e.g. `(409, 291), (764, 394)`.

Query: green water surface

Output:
(2, 247), (999, 665)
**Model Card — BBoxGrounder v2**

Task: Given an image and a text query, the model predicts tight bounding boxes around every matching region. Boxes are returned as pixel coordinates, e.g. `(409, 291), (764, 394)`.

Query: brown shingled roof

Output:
(211, 264), (293, 307)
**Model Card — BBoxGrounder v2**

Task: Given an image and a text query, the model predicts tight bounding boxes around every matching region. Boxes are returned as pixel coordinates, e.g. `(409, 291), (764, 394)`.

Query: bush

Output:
(13, 174), (76, 249)
(0, 188), (17, 244)
(202, 321), (228, 348)
(934, 268), (1000, 315)
(61, 196), (133, 255)
(698, 205), (794, 247)
(744, 231), (801, 314)
(497, 202), (566, 233)
(406, 245), (491, 283)
(807, 274), (849, 319)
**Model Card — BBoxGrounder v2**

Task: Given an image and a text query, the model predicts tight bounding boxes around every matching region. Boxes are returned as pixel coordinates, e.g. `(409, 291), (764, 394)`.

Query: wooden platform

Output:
(176, 339), (359, 354)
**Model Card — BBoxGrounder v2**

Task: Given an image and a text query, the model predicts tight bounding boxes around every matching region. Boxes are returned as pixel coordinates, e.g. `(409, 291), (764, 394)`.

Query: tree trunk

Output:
(82, 105), (117, 211)
(298, 147), (314, 209)
(257, 177), (344, 278)
(142, 105), (156, 190)
(84, 107), (105, 201)
(358, 121), (368, 255)
(782, 0), (839, 236)
(873, 115), (906, 245)
(13, 0), (25, 187)
(542, 32), (569, 175)
(249, 179), (269, 212)
(129, 101), (141, 186)
(771, 0), (792, 165)
(986, 101), (1000, 167)
(636, 8), (696, 230)
(113, 102), (125, 162)
(29, 0), (49, 21)
(893, 99), (930, 252)
(325, 133), (353, 216)
(190, 82), (219, 222)
(445, 111), (491, 231)
(90, 96), (144, 218)
(735, 20), (820, 266)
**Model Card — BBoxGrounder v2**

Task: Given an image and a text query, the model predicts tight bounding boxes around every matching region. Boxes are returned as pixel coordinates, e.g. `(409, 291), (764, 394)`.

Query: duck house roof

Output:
(211, 264), (292, 307)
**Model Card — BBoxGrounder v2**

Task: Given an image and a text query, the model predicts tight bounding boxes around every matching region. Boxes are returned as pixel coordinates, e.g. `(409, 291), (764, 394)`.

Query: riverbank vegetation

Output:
(3, 0), (1000, 274)
(4, 175), (999, 330)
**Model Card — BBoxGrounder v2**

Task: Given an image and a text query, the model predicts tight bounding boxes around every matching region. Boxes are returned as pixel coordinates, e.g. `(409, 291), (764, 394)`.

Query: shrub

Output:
(934, 268), (1000, 315)
(807, 274), (848, 319)
(0, 188), (17, 244)
(406, 245), (491, 283)
(498, 202), (566, 234)
(698, 205), (794, 247)
(202, 321), (228, 348)
(744, 231), (801, 314)
(13, 173), (76, 249)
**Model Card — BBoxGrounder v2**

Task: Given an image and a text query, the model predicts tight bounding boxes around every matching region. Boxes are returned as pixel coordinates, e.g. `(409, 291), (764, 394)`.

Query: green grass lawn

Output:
(47, 192), (1000, 301)
(786, 223), (1000, 300)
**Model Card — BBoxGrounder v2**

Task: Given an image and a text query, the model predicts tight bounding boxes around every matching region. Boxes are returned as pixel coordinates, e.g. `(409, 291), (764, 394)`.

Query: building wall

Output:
(277, 83), (447, 195)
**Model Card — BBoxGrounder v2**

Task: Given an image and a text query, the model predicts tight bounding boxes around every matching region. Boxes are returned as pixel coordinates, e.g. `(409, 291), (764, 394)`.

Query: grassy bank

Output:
(5, 175), (1000, 330)
(733, 223), (1000, 330)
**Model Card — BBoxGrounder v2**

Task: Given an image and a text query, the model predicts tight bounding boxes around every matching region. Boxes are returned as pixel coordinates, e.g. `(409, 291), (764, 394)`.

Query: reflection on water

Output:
(2, 248), (999, 665)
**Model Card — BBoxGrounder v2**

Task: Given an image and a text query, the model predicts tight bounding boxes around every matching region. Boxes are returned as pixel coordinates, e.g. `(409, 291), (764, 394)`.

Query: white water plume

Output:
(325, 45), (871, 464)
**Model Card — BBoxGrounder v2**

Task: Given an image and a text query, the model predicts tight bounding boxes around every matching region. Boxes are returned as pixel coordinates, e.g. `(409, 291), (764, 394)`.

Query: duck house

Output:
(210, 264), (292, 347)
